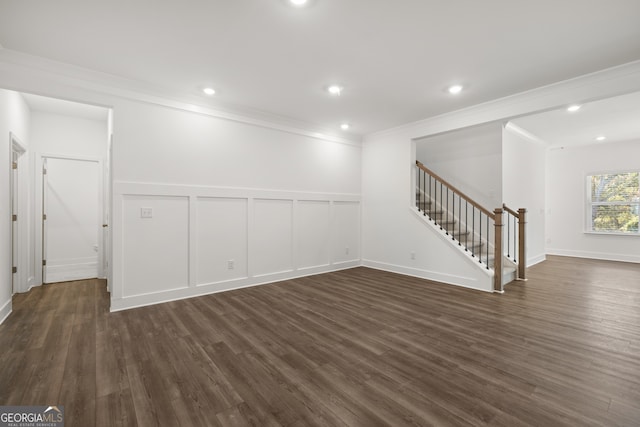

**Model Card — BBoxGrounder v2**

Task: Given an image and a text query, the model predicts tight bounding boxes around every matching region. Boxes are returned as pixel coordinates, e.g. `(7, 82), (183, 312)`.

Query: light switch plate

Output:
(140, 207), (153, 218)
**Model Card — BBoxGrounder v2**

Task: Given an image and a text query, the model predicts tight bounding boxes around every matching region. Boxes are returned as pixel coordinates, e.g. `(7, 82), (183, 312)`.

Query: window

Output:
(587, 172), (639, 234)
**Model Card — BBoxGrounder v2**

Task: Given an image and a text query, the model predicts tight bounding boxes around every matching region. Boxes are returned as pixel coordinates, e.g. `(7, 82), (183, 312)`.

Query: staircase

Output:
(415, 161), (526, 292)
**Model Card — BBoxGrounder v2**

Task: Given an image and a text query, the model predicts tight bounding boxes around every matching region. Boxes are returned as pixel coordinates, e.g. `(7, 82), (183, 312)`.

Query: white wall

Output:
(109, 100), (362, 310)
(113, 100), (361, 192)
(30, 111), (107, 157)
(416, 122), (503, 210)
(502, 124), (547, 266)
(2, 53), (640, 314)
(362, 129), (494, 292)
(29, 111), (108, 286)
(0, 89), (30, 323)
(360, 60), (640, 293)
(546, 140), (640, 262)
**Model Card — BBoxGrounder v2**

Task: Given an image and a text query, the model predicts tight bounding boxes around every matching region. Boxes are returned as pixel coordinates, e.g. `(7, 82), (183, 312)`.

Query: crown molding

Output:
(503, 122), (548, 146)
(0, 49), (362, 147)
(368, 59), (640, 141)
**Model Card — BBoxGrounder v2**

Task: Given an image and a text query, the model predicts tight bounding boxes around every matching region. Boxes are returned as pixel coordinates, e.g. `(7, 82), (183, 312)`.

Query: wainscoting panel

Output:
(196, 197), (249, 285)
(296, 200), (331, 270)
(111, 183), (360, 311)
(121, 195), (190, 298)
(333, 201), (361, 264)
(252, 199), (294, 276)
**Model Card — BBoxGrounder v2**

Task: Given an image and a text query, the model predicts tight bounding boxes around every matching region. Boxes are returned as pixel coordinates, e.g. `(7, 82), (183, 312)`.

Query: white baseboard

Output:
(110, 260), (361, 312)
(0, 298), (12, 325)
(361, 259), (493, 293)
(527, 253), (546, 267)
(546, 249), (640, 264)
(46, 260), (98, 283)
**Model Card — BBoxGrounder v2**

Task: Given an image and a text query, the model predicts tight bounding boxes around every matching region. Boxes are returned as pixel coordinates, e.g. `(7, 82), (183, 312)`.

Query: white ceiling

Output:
(1, 1), (640, 136)
(510, 90), (640, 147)
(22, 93), (109, 122)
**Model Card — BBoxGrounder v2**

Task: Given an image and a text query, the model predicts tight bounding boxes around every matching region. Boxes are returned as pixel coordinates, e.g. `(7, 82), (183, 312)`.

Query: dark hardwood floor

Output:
(1, 256), (639, 426)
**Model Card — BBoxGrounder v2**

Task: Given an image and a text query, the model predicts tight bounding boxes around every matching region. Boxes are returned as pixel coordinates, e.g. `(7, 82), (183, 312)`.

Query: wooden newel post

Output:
(493, 208), (503, 293)
(518, 208), (527, 280)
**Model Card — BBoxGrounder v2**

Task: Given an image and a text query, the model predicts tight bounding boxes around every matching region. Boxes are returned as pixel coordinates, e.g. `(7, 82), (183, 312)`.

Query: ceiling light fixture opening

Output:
(289, 0), (308, 6)
(327, 85), (343, 96)
(340, 123), (350, 131)
(595, 136), (607, 141)
(203, 87), (216, 96)
(448, 85), (463, 95)
(567, 105), (581, 112)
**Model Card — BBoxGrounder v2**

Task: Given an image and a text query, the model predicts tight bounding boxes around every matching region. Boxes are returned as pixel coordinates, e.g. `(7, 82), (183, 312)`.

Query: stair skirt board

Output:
(412, 207), (517, 288)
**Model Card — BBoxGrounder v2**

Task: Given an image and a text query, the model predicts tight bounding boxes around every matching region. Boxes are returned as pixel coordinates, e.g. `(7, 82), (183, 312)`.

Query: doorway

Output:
(10, 134), (26, 294)
(41, 156), (103, 284)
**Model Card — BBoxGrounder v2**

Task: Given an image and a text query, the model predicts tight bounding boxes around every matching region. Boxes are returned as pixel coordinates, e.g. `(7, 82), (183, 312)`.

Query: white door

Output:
(43, 157), (100, 283)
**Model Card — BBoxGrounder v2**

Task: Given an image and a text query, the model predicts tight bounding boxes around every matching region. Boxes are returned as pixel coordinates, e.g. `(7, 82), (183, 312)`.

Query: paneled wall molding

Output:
(111, 181), (361, 311)
(113, 181), (361, 201)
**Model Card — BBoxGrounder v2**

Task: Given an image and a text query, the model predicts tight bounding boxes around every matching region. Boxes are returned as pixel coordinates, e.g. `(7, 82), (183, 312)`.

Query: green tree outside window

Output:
(589, 172), (639, 233)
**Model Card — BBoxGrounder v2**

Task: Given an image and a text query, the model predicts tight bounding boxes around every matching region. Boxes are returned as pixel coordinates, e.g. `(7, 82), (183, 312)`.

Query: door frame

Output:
(36, 153), (105, 285)
(10, 133), (27, 294)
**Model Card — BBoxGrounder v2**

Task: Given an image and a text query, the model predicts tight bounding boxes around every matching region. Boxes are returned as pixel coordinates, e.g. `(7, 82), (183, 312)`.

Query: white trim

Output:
(10, 133), (28, 294)
(188, 195), (197, 288)
(546, 248), (640, 264)
(585, 170), (639, 234)
(361, 260), (492, 293)
(44, 260), (98, 284)
(37, 153), (105, 287)
(0, 49), (361, 147)
(110, 261), (361, 312)
(584, 231), (640, 237)
(113, 181), (361, 201)
(527, 253), (546, 267)
(368, 60), (640, 141)
(111, 181), (361, 308)
(0, 299), (11, 325)
(10, 132), (26, 153)
(503, 122), (548, 146)
(410, 208), (494, 277)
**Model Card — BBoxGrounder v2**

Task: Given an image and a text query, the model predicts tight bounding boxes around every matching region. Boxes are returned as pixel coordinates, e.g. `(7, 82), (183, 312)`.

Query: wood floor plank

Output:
(1, 256), (639, 426)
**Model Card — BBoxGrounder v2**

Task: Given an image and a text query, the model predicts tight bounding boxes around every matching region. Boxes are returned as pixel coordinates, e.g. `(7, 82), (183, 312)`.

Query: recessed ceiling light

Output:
(289, 0), (308, 5)
(340, 123), (350, 131)
(595, 136), (606, 141)
(327, 85), (343, 96)
(567, 105), (581, 112)
(448, 85), (463, 95)
(203, 87), (216, 96)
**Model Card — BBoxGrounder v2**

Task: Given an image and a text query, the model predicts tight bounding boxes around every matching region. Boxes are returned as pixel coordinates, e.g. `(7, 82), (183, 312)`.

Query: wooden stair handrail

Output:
(416, 161), (495, 219)
(502, 204), (518, 217)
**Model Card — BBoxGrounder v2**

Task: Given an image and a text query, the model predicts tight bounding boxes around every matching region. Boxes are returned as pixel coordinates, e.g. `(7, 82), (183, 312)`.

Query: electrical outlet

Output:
(227, 260), (235, 270)
(411, 252), (416, 260)
(140, 207), (153, 218)
(345, 247), (350, 255)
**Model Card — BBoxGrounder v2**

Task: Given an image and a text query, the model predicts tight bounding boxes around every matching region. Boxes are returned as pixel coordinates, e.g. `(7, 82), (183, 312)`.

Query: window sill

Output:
(584, 231), (640, 237)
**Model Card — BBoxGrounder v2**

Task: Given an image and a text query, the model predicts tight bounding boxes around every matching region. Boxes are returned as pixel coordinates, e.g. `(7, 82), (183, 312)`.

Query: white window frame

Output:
(585, 170), (640, 236)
